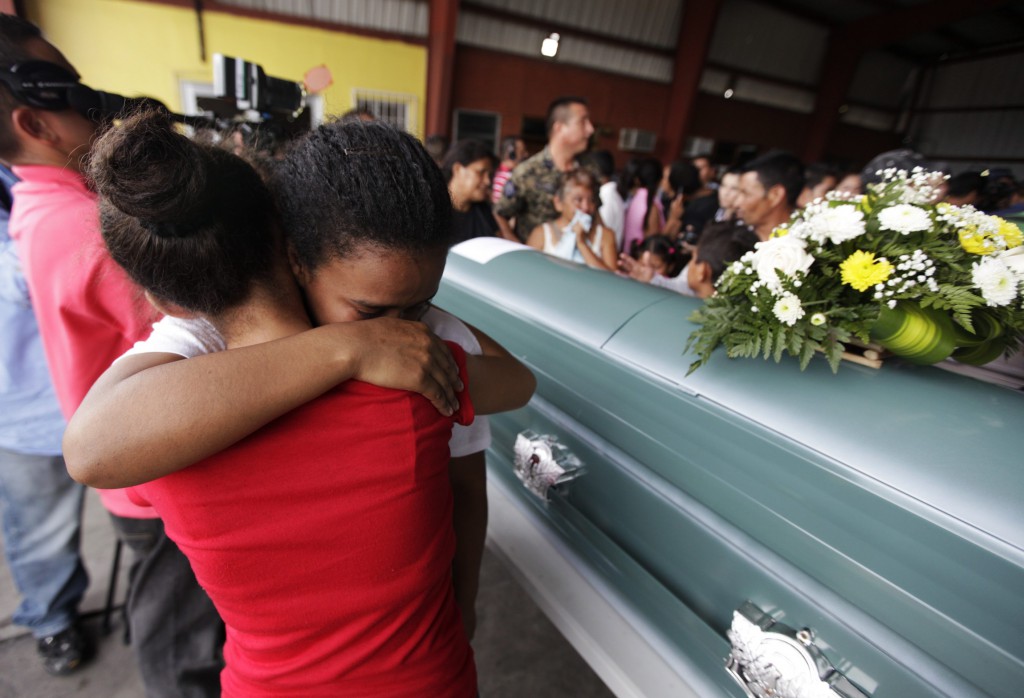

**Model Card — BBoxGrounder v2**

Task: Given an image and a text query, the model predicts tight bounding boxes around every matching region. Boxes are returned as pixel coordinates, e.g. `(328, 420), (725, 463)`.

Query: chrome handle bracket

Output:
(726, 601), (870, 698)
(513, 430), (584, 502)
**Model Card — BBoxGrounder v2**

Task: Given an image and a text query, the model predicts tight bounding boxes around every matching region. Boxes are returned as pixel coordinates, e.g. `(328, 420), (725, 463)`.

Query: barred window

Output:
(352, 89), (417, 132)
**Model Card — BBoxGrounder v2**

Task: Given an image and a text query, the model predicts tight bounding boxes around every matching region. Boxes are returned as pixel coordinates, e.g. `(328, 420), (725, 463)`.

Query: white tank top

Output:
(542, 222), (605, 264)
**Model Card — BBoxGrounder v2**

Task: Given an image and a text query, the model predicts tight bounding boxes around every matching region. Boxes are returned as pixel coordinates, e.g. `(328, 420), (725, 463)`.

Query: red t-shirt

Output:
(130, 344), (476, 697)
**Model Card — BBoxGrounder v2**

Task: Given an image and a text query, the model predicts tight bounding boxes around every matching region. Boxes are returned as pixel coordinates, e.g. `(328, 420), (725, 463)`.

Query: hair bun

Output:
(89, 109), (215, 236)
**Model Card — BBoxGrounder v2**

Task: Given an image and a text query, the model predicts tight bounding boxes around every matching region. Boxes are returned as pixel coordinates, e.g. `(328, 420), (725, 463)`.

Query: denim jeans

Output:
(108, 514), (224, 698)
(0, 447), (88, 638)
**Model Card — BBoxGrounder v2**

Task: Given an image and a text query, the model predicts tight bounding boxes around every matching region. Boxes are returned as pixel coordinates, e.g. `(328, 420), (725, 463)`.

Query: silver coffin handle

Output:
(512, 430), (585, 502)
(726, 601), (871, 698)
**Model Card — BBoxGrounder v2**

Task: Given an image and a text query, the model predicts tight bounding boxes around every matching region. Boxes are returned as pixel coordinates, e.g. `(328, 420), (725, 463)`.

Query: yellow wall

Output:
(24, 0), (427, 135)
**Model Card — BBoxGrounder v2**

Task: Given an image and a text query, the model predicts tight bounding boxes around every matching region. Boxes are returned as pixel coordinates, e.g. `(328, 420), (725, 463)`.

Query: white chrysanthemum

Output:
(803, 204), (866, 245)
(810, 313), (826, 326)
(772, 293), (805, 326)
(751, 235), (815, 293)
(972, 256), (1019, 307)
(877, 204), (931, 235)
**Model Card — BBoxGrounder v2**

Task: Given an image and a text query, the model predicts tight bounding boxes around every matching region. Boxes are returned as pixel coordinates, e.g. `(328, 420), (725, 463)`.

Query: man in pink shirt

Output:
(0, 16), (223, 694)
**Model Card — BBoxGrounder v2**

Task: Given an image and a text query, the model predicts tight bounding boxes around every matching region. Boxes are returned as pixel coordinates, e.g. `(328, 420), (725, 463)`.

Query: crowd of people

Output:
(436, 96), (1024, 301)
(2, 13), (1023, 697)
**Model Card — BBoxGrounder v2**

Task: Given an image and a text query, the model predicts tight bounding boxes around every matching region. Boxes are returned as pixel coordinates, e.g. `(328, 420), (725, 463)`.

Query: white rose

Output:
(997, 245), (1024, 278)
(751, 235), (815, 292)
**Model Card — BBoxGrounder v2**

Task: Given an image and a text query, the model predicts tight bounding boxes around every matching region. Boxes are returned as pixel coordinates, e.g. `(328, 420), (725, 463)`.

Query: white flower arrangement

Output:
(688, 168), (1024, 372)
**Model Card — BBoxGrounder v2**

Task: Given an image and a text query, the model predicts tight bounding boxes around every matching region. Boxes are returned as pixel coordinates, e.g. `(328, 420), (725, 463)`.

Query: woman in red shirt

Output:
(71, 112), (533, 696)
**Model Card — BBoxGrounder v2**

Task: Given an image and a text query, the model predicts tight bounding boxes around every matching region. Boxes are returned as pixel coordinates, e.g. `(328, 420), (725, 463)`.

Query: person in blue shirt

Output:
(0, 161), (91, 676)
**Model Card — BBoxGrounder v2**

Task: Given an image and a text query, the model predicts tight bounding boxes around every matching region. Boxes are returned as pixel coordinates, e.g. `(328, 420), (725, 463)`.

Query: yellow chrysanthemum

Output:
(998, 218), (1023, 249)
(959, 225), (995, 255)
(959, 218), (1024, 255)
(840, 250), (893, 292)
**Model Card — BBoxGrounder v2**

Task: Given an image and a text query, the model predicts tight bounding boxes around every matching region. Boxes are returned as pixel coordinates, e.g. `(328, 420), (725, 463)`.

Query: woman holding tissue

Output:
(526, 169), (617, 270)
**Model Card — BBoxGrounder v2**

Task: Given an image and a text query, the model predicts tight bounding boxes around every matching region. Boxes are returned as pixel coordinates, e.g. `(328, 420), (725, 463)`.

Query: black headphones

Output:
(0, 59), (159, 124)
(0, 60), (83, 110)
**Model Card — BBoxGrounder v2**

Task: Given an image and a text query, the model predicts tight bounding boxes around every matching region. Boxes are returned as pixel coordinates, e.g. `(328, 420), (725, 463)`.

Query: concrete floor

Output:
(0, 488), (614, 698)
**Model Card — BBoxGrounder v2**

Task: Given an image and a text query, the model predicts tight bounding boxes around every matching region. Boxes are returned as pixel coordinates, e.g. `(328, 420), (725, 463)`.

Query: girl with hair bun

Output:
(67, 112), (534, 696)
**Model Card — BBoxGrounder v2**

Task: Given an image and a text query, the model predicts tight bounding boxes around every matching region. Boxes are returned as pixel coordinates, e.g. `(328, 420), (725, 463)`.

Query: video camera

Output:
(211, 54), (304, 118)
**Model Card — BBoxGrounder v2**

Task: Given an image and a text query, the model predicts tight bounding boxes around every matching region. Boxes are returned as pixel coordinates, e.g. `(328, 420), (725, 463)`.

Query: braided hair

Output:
(271, 120), (454, 272)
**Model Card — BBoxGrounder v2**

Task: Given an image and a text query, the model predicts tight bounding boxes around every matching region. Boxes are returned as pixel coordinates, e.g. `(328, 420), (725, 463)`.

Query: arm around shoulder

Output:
(64, 319), (464, 488)
(462, 323), (535, 415)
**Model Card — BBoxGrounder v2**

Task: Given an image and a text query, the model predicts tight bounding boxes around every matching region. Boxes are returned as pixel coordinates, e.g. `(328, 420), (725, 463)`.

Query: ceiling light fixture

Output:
(541, 33), (560, 58)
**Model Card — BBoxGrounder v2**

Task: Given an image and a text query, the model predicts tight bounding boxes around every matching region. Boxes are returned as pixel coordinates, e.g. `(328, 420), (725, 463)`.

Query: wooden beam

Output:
(661, 0), (722, 161)
(425, 0), (458, 138)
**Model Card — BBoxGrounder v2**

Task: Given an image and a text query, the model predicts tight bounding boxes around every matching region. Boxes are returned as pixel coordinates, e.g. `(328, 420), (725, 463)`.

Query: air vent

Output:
(618, 128), (657, 153)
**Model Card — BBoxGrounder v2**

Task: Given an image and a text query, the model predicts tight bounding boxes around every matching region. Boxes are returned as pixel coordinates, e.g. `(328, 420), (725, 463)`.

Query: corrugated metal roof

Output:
(217, 0), (428, 36)
(841, 105), (896, 132)
(925, 53), (1024, 108)
(464, 0), (682, 50)
(847, 51), (916, 110)
(708, 0), (827, 86)
(915, 110), (1024, 159)
(456, 9), (674, 83)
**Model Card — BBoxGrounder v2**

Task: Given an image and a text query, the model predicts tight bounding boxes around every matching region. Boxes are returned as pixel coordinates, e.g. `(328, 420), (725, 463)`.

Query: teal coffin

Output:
(435, 239), (1024, 698)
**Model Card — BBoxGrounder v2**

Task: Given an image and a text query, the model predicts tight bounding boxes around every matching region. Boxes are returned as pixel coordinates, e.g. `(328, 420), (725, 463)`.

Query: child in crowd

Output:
(632, 235), (687, 279)
(66, 113), (535, 696)
(526, 168), (617, 270)
(685, 222), (759, 298)
(618, 221), (756, 298)
(620, 157), (665, 254)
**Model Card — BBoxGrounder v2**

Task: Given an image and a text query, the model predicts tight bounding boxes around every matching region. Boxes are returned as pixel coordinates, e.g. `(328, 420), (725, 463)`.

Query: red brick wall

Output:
(451, 45), (901, 170)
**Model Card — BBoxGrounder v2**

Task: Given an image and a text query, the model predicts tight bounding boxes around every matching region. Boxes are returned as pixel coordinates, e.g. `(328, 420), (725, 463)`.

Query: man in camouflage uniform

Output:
(496, 96), (595, 241)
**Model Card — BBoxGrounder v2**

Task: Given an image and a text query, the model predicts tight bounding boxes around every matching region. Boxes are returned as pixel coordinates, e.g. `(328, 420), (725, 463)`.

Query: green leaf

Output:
(773, 326), (787, 362)
(799, 337), (818, 370)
